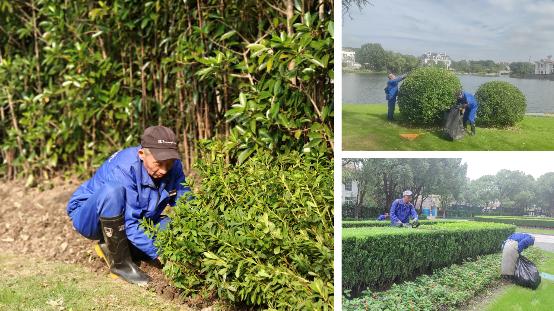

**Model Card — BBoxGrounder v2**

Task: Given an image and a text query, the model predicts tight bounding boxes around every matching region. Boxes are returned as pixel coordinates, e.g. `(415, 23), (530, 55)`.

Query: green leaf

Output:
(221, 30), (237, 40)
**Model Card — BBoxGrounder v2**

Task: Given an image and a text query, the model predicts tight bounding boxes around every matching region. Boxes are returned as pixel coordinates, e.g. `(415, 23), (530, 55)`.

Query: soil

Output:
(0, 178), (217, 310)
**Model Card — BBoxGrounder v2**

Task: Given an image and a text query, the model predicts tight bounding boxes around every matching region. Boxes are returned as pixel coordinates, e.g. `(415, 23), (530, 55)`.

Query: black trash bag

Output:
(513, 255), (541, 290)
(443, 105), (465, 141)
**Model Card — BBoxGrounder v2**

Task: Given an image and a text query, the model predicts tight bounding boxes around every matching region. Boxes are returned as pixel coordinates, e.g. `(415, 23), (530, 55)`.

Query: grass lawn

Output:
(0, 253), (187, 311)
(343, 104), (554, 150)
(516, 227), (554, 235)
(484, 250), (554, 311)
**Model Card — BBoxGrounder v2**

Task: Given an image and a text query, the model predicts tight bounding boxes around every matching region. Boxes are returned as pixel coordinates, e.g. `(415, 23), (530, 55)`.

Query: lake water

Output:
(343, 72), (554, 113)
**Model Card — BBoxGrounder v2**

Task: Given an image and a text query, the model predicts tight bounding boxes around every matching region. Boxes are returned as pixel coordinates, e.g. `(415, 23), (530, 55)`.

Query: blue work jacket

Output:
(507, 233), (535, 253)
(390, 198), (418, 224)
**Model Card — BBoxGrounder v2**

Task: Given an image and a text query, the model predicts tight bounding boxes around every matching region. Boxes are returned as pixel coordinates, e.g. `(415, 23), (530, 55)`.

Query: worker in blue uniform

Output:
(66, 126), (190, 285)
(376, 213), (389, 221)
(501, 233), (535, 277)
(384, 73), (407, 121)
(458, 90), (479, 136)
(390, 190), (418, 226)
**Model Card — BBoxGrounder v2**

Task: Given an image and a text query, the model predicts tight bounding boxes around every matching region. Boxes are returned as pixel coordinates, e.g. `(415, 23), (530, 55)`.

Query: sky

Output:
(461, 153), (554, 180)
(342, 0), (554, 62)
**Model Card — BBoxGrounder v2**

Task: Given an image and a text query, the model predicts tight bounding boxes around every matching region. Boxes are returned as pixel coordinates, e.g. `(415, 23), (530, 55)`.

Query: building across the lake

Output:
(343, 48), (361, 69)
(535, 55), (554, 75)
(421, 52), (452, 69)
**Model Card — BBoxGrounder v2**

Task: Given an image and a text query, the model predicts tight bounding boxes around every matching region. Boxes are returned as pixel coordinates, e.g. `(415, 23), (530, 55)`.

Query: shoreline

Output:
(343, 103), (554, 116)
(343, 70), (554, 81)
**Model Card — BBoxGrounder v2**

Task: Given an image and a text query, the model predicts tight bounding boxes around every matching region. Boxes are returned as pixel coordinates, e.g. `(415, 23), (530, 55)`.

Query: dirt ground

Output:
(0, 179), (215, 310)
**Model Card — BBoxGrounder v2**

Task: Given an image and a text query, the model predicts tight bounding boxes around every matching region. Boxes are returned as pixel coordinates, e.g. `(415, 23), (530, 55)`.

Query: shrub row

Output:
(397, 67), (526, 127)
(342, 219), (460, 228)
(343, 247), (545, 310)
(144, 149), (333, 309)
(474, 216), (554, 228)
(342, 222), (515, 292)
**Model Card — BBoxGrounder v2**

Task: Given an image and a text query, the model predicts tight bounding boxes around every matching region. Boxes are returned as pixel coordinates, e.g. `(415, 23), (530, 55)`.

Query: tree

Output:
(495, 170), (535, 215)
(537, 173), (554, 217)
(464, 175), (499, 209)
(343, 158), (467, 218)
(342, 0), (372, 18)
(431, 159), (467, 217)
(509, 62), (535, 76)
(356, 43), (387, 71)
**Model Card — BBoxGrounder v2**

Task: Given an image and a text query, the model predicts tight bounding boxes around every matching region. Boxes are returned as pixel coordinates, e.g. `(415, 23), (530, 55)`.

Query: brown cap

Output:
(140, 126), (180, 161)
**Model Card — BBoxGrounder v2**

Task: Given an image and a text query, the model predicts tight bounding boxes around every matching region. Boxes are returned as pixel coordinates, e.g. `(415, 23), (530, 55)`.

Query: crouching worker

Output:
(501, 233), (535, 279)
(66, 126), (190, 285)
(377, 212), (389, 221)
(457, 90), (479, 136)
(390, 190), (418, 226)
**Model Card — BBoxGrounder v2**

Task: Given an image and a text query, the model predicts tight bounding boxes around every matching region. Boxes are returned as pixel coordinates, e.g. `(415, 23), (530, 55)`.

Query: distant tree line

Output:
(353, 43), (419, 74)
(349, 42), (536, 76)
(342, 158), (554, 220)
(342, 158), (467, 219)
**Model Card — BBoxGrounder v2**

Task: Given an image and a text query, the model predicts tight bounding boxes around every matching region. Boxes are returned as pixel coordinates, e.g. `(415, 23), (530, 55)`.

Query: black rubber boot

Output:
(99, 214), (151, 286)
(471, 124), (476, 136)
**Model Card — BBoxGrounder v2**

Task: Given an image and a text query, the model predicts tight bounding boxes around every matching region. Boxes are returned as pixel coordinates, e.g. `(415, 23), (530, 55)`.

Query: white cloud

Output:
(526, 0), (554, 14)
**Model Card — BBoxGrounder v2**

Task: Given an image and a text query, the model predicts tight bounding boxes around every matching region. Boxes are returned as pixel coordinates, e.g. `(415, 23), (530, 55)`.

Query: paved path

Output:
(530, 234), (554, 252)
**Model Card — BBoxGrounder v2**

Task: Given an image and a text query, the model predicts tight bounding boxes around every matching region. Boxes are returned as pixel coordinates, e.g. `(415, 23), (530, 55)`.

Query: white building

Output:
(342, 180), (359, 205)
(342, 48), (361, 69)
(535, 55), (554, 74)
(421, 51), (452, 69)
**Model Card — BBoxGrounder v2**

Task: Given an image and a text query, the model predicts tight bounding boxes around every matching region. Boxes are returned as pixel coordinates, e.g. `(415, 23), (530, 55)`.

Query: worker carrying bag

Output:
(513, 255), (541, 290)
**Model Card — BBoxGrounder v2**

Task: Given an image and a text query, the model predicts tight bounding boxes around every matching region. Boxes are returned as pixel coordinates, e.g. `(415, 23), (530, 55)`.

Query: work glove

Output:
(411, 220), (420, 228)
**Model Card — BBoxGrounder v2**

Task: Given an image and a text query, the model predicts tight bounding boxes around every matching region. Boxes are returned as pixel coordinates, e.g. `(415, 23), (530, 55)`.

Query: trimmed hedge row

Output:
(342, 222), (515, 292)
(343, 246), (545, 310)
(474, 216), (554, 228)
(342, 219), (460, 228)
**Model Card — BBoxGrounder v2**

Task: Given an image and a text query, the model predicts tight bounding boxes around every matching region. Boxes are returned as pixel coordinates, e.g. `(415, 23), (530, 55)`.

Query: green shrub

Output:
(342, 219), (458, 228)
(475, 81), (526, 127)
(474, 215), (554, 228)
(342, 222), (515, 292)
(144, 149), (333, 309)
(397, 67), (462, 125)
(343, 247), (545, 310)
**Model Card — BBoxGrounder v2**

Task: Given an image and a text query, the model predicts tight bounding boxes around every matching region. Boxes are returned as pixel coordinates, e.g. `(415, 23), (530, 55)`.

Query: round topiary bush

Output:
(398, 67), (462, 125)
(475, 81), (526, 127)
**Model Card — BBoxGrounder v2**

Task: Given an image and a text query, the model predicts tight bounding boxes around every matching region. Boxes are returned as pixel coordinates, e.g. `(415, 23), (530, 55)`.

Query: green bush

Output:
(475, 81), (526, 127)
(343, 247), (545, 310)
(397, 67), (462, 125)
(474, 215), (554, 228)
(144, 149), (333, 309)
(342, 219), (458, 228)
(342, 222), (515, 292)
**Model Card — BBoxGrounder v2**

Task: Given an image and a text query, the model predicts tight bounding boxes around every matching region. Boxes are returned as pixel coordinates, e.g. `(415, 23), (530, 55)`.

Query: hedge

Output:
(342, 222), (515, 293)
(474, 216), (554, 228)
(343, 247), (545, 310)
(342, 219), (460, 228)
(144, 149), (333, 309)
